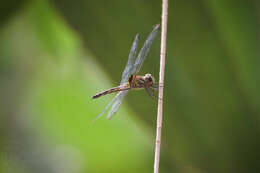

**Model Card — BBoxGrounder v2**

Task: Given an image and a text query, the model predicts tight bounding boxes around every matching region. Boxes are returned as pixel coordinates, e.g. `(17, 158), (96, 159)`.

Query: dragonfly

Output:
(92, 24), (160, 120)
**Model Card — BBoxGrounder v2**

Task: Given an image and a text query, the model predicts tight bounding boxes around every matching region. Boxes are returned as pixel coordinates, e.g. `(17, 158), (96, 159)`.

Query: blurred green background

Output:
(0, 0), (260, 173)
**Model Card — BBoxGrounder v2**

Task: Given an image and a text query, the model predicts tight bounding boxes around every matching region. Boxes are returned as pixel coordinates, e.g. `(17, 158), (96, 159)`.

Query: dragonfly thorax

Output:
(129, 74), (155, 89)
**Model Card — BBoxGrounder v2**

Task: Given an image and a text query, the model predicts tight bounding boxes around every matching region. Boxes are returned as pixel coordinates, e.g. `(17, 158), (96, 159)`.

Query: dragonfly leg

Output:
(145, 87), (153, 97)
(145, 87), (163, 101)
(151, 83), (164, 90)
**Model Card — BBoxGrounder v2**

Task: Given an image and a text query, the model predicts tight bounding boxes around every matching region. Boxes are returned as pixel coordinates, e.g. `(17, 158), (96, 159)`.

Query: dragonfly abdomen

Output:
(92, 84), (130, 99)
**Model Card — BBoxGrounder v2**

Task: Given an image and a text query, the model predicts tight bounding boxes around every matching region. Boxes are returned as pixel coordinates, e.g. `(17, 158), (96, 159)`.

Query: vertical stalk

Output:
(153, 0), (168, 172)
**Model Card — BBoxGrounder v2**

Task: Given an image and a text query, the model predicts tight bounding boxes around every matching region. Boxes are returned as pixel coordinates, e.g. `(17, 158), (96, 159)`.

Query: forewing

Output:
(131, 24), (160, 75)
(120, 34), (140, 85)
(107, 90), (128, 119)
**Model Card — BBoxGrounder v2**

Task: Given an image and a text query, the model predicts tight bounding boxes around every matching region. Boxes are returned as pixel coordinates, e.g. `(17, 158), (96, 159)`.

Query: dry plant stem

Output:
(154, 0), (168, 173)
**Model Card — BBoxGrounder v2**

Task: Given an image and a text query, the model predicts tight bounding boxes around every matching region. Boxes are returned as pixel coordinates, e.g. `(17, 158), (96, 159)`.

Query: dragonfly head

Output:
(144, 73), (155, 86)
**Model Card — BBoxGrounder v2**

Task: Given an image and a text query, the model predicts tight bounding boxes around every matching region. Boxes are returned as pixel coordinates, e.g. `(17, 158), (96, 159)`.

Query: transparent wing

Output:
(107, 90), (128, 119)
(120, 34), (139, 85)
(91, 91), (124, 122)
(92, 90), (129, 122)
(131, 24), (160, 75)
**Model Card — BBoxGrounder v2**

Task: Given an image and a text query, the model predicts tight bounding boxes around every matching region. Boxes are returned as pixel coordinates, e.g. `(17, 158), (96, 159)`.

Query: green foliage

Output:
(0, 1), (152, 173)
